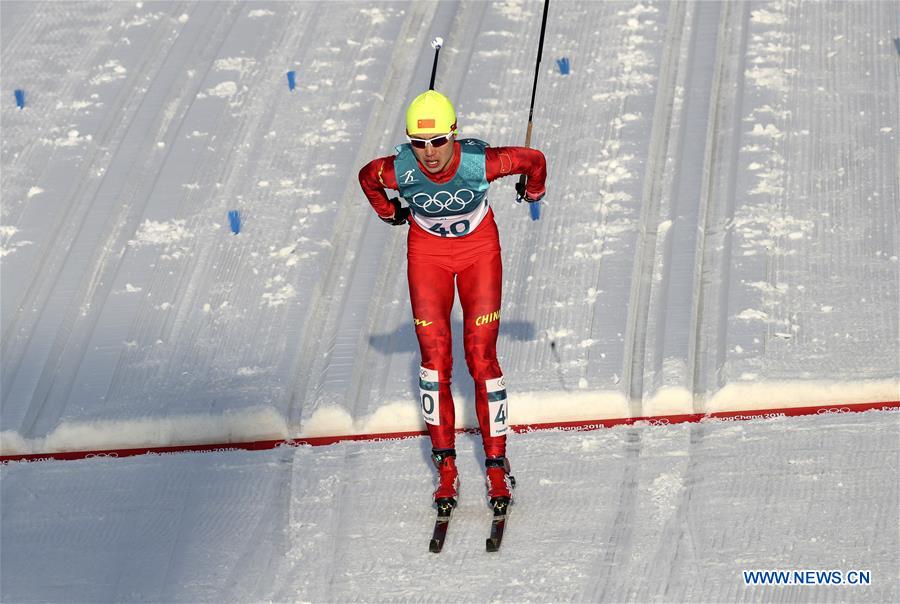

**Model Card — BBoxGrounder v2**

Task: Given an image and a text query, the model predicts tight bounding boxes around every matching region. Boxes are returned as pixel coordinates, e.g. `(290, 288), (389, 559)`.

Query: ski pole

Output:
(428, 37), (443, 90)
(518, 0), (550, 221)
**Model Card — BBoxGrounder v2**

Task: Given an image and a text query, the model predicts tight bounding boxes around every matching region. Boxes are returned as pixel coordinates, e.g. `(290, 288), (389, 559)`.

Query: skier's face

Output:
(409, 132), (455, 174)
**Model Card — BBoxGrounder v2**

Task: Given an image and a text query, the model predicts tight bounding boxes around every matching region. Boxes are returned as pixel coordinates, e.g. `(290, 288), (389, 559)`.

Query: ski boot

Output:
(432, 448), (459, 509)
(485, 456), (516, 511)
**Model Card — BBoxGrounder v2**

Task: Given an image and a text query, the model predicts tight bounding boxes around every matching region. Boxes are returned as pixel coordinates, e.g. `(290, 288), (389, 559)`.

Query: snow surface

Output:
(0, 0), (898, 601)
(1, 0), (898, 456)
(2, 411), (898, 602)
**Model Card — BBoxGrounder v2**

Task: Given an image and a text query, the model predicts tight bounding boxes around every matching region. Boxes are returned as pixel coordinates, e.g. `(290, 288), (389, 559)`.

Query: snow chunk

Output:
(0, 240), (34, 258)
(514, 390), (629, 424)
(0, 226), (33, 258)
(262, 284), (296, 308)
(120, 11), (163, 29)
(206, 81), (238, 98)
(644, 386), (693, 416)
(0, 431), (30, 456)
(270, 246), (295, 259)
(236, 366), (267, 377)
(359, 7), (386, 25)
(657, 219), (672, 235)
(493, 0), (531, 22)
(746, 66), (789, 91)
(298, 119), (350, 146)
(746, 281), (788, 295)
(736, 309), (769, 321)
(90, 60), (128, 86)
(301, 390), (631, 438)
(749, 123), (783, 138)
(214, 57), (257, 76)
(708, 379), (900, 412)
(0, 407), (288, 456)
(650, 472), (684, 522)
(751, 9), (786, 25)
(40, 129), (92, 147)
(359, 402), (422, 434)
(546, 328), (574, 340)
(300, 406), (355, 437)
(621, 3), (658, 17)
(129, 219), (192, 248)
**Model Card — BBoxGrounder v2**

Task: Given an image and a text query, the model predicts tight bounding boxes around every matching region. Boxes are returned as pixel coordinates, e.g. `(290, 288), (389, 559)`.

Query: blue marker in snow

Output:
(228, 210), (241, 234)
(14, 89), (25, 109)
(556, 57), (570, 75)
(287, 70), (297, 91)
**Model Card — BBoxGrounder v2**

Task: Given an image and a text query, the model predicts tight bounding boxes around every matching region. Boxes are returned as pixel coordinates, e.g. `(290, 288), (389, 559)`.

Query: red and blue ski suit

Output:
(359, 140), (546, 458)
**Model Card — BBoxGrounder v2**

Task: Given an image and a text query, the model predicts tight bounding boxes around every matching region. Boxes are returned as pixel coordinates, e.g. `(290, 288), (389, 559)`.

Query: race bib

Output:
(411, 197), (490, 238)
(486, 376), (508, 437)
(420, 366), (440, 426)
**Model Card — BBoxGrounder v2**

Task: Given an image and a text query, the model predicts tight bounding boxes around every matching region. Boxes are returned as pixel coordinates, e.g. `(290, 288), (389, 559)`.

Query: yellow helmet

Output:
(405, 90), (457, 136)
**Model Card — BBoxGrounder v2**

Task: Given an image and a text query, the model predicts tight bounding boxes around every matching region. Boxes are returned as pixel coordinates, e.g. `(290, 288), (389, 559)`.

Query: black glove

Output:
(515, 181), (545, 204)
(379, 197), (410, 226)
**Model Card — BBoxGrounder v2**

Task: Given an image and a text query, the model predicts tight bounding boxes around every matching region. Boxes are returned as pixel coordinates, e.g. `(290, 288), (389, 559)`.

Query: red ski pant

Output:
(407, 213), (508, 459)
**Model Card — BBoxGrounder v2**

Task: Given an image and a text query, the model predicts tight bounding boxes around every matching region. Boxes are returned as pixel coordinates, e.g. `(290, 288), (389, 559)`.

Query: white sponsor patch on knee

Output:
(486, 376), (508, 437)
(419, 366), (440, 426)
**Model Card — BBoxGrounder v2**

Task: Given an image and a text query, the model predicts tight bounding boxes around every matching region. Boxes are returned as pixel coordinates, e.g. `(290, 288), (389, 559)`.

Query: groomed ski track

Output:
(2, 0), (896, 459)
(1, 1), (898, 602)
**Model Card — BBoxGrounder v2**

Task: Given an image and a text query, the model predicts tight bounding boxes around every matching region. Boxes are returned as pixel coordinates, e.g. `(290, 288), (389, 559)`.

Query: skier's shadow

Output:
(368, 318), (537, 474)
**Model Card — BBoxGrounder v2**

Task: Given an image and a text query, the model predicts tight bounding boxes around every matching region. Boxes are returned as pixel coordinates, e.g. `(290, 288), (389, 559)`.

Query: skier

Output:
(358, 90), (547, 510)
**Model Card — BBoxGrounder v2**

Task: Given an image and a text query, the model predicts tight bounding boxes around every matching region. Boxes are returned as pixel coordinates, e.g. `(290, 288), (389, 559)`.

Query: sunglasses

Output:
(407, 132), (454, 149)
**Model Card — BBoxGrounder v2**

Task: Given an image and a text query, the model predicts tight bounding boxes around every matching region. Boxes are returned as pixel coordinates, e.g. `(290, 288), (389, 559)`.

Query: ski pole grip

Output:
(428, 37), (443, 90)
(517, 173), (527, 191)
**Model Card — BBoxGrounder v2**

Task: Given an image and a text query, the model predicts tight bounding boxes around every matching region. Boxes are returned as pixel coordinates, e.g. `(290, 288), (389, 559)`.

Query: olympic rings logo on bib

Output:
(411, 188), (476, 215)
